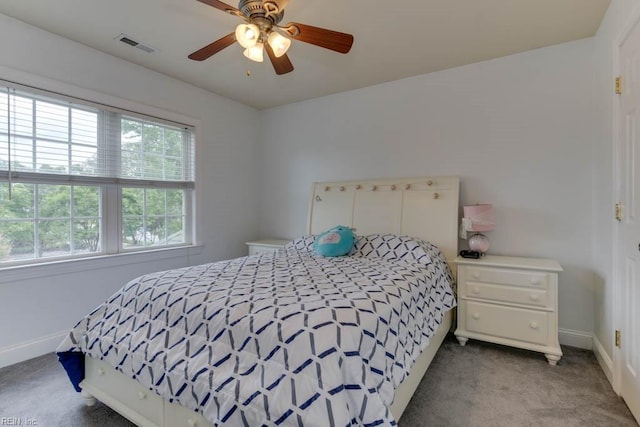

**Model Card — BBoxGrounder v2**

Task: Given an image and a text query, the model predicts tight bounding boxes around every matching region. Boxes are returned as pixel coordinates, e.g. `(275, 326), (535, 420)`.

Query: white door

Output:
(619, 15), (640, 423)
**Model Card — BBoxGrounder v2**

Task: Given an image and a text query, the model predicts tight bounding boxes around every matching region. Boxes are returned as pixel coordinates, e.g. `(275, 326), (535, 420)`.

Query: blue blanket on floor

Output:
(57, 351), (84, 392)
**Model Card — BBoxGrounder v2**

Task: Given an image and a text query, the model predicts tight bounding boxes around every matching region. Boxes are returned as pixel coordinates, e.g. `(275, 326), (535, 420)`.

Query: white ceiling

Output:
(0, 0), (610, 109)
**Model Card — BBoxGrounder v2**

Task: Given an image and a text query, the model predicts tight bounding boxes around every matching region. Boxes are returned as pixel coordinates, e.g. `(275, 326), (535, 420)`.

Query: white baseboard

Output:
(592, 334), (614, 386)
(0, 331), (67, 369)
(558, 328), (593, 350)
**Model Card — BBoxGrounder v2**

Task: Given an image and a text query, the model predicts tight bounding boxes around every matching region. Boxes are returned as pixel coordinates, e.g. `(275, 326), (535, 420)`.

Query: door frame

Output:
(613, 4), (640, 395)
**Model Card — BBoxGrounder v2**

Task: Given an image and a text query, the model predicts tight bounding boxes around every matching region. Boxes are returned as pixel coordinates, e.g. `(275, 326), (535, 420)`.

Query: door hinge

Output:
(615, 202), (622, 221)
(615, 202), (623, 221)
(616, 76), (622, 95)
(616, 330), (621, 348)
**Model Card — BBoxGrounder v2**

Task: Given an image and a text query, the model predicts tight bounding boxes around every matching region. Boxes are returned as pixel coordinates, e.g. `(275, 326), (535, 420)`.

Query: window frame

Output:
(0, 80), (196, 268)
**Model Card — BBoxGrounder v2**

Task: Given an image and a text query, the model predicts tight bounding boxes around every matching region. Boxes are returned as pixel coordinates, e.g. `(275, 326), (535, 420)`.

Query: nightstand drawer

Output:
(248, 245), (278, 256)
(464, 282), (549, 308)
(246, 239), (289, 256)
(464, 301), (549, 346)
(466, 266), (550, 289)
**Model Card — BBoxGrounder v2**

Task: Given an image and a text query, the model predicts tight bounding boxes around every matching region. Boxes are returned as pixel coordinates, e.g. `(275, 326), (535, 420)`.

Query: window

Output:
(0, 83), (195, 266)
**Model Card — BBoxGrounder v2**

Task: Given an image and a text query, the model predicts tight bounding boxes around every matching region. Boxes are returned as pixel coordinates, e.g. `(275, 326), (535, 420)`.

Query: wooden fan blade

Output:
(188, 32), (236, 61)
(283, 22), (353, 54)
(265, 43), (294, 75)
(196, 0), (241, 15)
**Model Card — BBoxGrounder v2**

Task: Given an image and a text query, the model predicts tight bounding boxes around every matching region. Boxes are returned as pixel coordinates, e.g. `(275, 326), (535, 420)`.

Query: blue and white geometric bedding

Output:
(57, 234), (455, 426)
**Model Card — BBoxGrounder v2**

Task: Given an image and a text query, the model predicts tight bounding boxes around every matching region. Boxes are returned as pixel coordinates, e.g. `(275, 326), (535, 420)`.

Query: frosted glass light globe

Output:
(267, 32), (291, 57)
(235, 24), (260, 49)
(243, 42), (264, 62)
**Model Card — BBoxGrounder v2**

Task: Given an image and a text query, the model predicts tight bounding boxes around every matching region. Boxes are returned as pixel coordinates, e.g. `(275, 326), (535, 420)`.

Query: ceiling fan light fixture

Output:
(188, 0), (355, 76)
(235, 23), (260, 48)
(267, 31), (291, 57)
(243, 42), (264, 62)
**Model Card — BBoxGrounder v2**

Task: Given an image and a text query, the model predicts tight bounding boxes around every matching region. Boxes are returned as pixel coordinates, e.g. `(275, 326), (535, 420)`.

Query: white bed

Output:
(70, 176), (460, 426)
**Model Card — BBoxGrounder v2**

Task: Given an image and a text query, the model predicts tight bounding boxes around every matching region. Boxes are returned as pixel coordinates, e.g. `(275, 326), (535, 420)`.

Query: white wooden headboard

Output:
(307, 176), (460, 262)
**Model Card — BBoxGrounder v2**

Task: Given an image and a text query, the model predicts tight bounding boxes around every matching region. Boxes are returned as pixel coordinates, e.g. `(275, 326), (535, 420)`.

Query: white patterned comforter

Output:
(57, 234), (455, 426)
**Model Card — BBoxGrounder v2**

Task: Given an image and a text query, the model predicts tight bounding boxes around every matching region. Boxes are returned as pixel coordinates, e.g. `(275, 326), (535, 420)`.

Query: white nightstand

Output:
(454, 255), (563, 365)
(245, 239), (289, 256)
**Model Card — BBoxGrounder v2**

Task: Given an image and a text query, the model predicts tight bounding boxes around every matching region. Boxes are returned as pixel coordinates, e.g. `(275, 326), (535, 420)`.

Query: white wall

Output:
(258, 39), (597, 344)
(0, 14), (261, 367)
(592, 0), (640, 378)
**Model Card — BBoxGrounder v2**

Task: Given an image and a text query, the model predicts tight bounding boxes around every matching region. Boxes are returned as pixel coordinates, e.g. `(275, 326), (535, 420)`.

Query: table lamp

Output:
(460, 204), (495, 254)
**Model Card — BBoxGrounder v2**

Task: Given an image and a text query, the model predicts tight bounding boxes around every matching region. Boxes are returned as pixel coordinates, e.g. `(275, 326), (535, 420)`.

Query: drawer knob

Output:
(472, 272), (480, 279)
(471, 313), (480, 320)
(530, 294), (540, 302)
(138, 391), (146, 400)
(187, 419), (197, 427)
(530, 277), (541, 285)
(472, 287), (480, 295)
(97, 368), (105, 376)
(529, 321), (539, 330)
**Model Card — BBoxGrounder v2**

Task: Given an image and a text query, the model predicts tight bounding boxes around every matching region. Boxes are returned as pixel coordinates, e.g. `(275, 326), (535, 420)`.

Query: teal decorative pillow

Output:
(314, 225), (355, 257)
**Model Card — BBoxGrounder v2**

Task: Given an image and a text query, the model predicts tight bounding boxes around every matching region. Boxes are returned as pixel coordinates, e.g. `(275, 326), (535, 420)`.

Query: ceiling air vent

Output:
(115, 33), (157, 54)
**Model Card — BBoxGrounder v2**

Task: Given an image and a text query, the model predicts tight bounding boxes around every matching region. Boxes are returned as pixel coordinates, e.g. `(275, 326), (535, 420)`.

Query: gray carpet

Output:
(0, 334), (636, 426)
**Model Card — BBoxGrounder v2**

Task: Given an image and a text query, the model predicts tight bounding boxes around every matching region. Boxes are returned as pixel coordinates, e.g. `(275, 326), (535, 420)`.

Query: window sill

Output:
(0, 244), (205, 283)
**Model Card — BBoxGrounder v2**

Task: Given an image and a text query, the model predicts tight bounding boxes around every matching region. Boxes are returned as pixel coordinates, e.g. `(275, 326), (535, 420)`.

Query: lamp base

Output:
(468, 233), (490, 253)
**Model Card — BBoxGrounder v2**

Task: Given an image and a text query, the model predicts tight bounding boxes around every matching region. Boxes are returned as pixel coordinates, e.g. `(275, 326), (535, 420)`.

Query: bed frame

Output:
(79, 176), (460, 426)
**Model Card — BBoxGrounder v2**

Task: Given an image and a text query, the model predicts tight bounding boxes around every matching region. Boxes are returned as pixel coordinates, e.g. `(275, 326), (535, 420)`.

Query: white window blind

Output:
(0, 84), (195, 189)
(0, 81), (195, 265)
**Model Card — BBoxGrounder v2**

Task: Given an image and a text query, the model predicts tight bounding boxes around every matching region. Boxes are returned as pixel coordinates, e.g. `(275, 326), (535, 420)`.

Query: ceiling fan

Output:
(188, 0), (354, 75)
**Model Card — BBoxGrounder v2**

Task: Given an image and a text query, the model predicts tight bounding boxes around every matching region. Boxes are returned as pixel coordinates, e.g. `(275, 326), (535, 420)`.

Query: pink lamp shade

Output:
(462, 204), (495, 232)
(461, 204), (495, 253)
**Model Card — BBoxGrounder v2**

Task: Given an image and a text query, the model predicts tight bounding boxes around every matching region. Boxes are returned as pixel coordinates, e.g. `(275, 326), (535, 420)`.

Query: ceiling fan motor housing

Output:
(238, 0), (284, 24)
